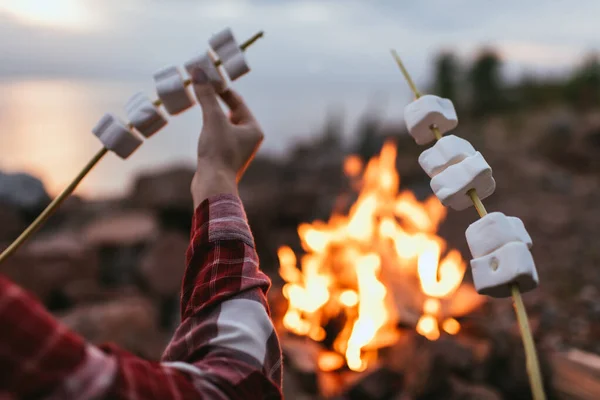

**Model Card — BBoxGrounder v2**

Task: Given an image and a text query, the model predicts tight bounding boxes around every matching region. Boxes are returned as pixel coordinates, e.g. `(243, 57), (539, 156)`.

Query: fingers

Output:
(191, 69), (225, 122)
(219, 89), (254, 124)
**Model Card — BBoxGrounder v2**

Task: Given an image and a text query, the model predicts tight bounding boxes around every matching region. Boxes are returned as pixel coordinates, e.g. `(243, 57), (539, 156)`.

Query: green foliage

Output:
(354, 115), (383, 161)
(432, 52), (459, 102)
(468, 49), (505, 117)
(565, 55), (600, 109)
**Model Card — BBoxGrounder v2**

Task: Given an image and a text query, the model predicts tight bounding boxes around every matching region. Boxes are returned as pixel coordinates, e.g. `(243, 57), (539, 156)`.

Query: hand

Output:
(189, 70), (264, 208)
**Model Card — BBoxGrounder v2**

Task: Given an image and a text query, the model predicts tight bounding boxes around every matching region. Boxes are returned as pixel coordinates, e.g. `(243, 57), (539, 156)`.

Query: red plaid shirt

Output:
(0, 194), (282, 399)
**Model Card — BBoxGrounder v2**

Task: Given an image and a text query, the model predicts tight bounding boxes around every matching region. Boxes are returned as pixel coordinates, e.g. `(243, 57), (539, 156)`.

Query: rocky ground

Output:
(0, 107), (599, 397)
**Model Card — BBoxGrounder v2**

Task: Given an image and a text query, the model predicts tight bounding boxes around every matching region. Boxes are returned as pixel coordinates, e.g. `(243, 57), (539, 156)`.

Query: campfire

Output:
(277, 141), (485, 373)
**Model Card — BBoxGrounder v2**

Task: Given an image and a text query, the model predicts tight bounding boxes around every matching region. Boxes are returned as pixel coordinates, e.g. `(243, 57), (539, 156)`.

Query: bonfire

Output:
(278, 141), (483, 372)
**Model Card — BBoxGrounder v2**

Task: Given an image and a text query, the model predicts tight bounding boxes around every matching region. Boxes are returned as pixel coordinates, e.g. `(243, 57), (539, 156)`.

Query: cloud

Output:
(0, 0), (104, 31)
(0, 0), (598, 81)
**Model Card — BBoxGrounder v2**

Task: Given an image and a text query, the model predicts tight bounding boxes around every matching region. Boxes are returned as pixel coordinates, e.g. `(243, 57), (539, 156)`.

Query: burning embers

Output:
(278, 141), (482, 372)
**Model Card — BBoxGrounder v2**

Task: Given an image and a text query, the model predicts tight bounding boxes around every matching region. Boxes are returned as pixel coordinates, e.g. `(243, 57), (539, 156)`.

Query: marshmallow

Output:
(125, 92), (168, 138)
(404, 95), (458, 145)
(430, 152), (496, 211)
(508, 216), (533, 249)
(209, 27), (250, 81)
(184, 51), (227, 93)
(153, 66), (195, 115)
(92, 113), (142, 159)
(418, 135), (476, 178)
(466, 212), (532, 259)
(221, 52), (250, 82)
(471, 242), (539, 298)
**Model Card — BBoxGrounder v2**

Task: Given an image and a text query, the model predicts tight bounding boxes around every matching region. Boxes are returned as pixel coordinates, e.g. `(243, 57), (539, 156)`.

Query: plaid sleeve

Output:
(0, 194), (282, 399)
(161, 194), (283, 399)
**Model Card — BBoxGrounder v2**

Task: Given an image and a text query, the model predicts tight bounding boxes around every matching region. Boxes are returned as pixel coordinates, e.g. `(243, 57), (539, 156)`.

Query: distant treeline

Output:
(431, 50), (600, 116)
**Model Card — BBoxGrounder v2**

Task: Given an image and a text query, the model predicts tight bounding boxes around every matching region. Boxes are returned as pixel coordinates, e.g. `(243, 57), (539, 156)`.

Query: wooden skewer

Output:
(0, 148), (108, 264)
(153, 30), (264, 107)
(391, 49), (546, 400)
(0, 31), (265, 265)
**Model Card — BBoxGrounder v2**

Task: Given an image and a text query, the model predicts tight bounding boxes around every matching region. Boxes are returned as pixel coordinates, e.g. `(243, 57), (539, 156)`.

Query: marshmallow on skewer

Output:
(466, 212), (538, 297)
(470, 242), (539, 298)
(466, 212), (532, 258)
(419, 135), (476, 178)
(430, 152), (496, 211)
(184, 51), (228, 93)
(92, 113), (143, 159)
(125, 92), (168, 138)
(154, 66), (195, 115)
(209, 27), (250, 81)
(404, 95), (458, 145)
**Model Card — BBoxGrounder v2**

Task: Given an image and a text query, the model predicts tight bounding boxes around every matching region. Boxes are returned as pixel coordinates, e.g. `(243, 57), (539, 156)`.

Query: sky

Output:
(0, 0), (598, 196)
(1, 0), (597, 80)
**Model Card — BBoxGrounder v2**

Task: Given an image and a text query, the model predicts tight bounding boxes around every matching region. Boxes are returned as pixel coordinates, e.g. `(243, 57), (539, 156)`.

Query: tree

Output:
(432, 52), (460, 102)
(468, 49), (505, 117)
(565, 54), (600, 109)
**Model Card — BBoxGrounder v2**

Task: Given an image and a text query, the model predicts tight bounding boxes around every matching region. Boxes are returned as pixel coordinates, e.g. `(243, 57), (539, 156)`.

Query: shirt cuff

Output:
(191, 194), (255, 248)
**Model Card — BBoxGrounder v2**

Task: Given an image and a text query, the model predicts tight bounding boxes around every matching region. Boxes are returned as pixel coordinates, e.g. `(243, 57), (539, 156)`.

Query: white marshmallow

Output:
(184, 51), (227, 93)
(404, 95), (458, 145)
(125, 92), (168, 138)
(153, 66), (195, 115)
(209, 28), (239, 60)
(418, 135), (476, 178)
(430, 152), (496, 211)
(222, 52), (250, 81)
(508, 216), (533, 249)
(208, 27), (250, 81)
(92, 113), (142, 159)
(471, 242), (539, 298)
(466, 212), (532, 259)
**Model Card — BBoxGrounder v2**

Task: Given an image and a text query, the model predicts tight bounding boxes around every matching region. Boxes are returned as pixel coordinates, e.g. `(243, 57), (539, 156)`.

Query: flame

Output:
(442, 318), (461, 335)
(417, 315), (440, 341)
(339, 290), (359, 307)
(344, 155), (363, 177)
(318, 351), (346, 372)
(278, 141), (470, 371)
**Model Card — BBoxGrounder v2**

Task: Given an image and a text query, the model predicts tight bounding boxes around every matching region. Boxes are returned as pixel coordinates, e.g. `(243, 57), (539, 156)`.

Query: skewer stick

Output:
(391, 49), (546, 400)
(154, 30), (264, 106)
(0, 148), (108, 264)
(0, 31), (265, 265)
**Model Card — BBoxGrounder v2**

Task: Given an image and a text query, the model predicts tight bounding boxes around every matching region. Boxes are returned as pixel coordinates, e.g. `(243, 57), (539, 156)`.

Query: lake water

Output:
(0, 76), (412, 198)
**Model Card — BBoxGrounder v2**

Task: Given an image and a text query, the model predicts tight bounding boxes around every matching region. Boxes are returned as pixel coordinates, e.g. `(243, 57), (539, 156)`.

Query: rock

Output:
(1, 232), (98, 309)
(59, 295), (165, 360)
(431, 337), (475, 378)
(0, 172), (51, 216)
(98, 244), (146, 287)
(83, 211), (158, 247)
(539, 118), (573, 159)
(62, 281), (140, 305)
(344, 367), (404, 400)
(130, 166), (195, 211)
(0, 201), (26, 242)
(281, 334), (322, 394)
(449, 377), (502, 400)
(82, 211), (158, 286)
(138, 232), (188, 297)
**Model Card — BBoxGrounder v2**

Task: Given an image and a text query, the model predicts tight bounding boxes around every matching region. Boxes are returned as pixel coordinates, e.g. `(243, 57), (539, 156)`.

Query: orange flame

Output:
(278, 141), (469, 370)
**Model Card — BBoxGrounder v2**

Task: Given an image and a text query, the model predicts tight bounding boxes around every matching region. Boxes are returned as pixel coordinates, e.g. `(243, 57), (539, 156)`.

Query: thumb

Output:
(191, 69), (224, 122)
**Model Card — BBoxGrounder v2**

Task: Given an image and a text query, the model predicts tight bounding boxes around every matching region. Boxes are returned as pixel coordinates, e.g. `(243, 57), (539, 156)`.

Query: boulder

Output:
(1, 231), (98, 309)
(0, 201), (26, 242)
(0, 172), (51, 216)
(59, 295), (166, 360)
(138, 232), (188, 297)
(83, 211), (158, 247)
(130, 166), (195, 211)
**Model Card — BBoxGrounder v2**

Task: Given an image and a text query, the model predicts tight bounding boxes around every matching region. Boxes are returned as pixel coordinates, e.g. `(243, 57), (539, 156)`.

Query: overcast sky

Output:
(0, 0), (599, 196)
(1, 0), (598, 81)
